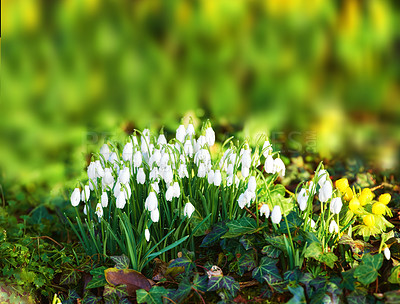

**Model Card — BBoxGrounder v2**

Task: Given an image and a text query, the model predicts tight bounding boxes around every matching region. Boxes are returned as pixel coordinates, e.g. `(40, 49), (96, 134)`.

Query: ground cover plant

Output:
(1, 120), (400, 303)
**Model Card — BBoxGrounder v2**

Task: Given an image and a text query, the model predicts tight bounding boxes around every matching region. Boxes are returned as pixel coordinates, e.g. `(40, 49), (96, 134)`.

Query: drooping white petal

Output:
(271, 206), (282, 224)
(71, 188), (81, 207)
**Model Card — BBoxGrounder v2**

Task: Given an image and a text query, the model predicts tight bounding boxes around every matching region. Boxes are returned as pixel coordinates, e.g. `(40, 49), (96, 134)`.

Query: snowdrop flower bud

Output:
(184, 140), (194, 157)
(166, 185), (174, 202)
(145, 192), (158, 211)
(309, 219), (316, 229)
(163, 166), (174, 184)
(157, 134), (167, 146)
(265, 155), (275, 174)
(103, 168), (114, 188)
(297, 188), (308, 211)
(81, 185), (90, 202)
(384, 247), (391, 260)
(241, 149), (252, 168)
(197, 163), (207, 178)
(145, 228), (150, 242)
(122, 142), (133, 162)
(71, 188), (81, 207)
(176, 125), (186, 142)
(262, 140), (272, 157)
(95, 203), (103, 218)
(186, 124), (195, 137)
(116, 192), (127, 209)
(260, 204), (270, 218)
(178, 163), (189, 179)
(100, 144), (110, 161)
(87, 162), (96, 182)
(119, 167), (130, 185)
(317, 169), (328, 186)
(83, 205), (87, 215)
(101, 191), (108, 208)
(151, 208), (160, 222)
(94, 160), (105, 178)
(133, 151), (142, 168)
(208, 170), (215, 185)
(329, 220), (339, 234)
(271, 206), (282, 224)
(319, 180), (332, 203)
(149, 149), (161, 167)
(242, 165), (249, 178)
(308, 181), (316, 196)
(226, 163), (234, 176)
(330, 197), (343, 215)
(213, 170), (222, 186)
(150, 167), (159, 181)
(184, 202), (196, 218)
(205, 127), (215, 146)
(196, 136), (207, 151)
(173, 182), (181, 198)
(226, 174), (234, 187)
(137, 167), (146, 184)
(237, 193), (246, 209)
(248, 176), (257, 193)
(274, 158), (285, 177)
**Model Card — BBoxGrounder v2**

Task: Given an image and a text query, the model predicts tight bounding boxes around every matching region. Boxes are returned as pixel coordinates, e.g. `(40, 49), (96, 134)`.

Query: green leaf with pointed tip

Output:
(237, 252), (257, 276)
(110, 254), (130, 269)
(59, 266), (81, 286)
(192, 274), (208, 292)
(82, 292), (102, 304)
(223, 218), (261, 239)
(87, 266), (107, 289)
(388, 265), (400, 284)
(136, 286), (166, 304)
(239, 234), (256, 250)
(261, 245), (281, 258)
(168, 250), (196, 273)
(341, 268), (357, 291)
(252, 257), (281, 284)
(347, 289), (369, 304)
(287, 285), (307, 304)
(207, 276), (239, 297)
(354, 253), (383, 285)
(200, 223), (228, 247)
(278, 212), (302, 234)
(170, 279), (192, 303)
(304, 242), (337, 269)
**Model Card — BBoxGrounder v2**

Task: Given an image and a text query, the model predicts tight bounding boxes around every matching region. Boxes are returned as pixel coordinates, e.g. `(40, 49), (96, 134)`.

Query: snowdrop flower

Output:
(186, 124), (195, 137)
(95, 203), (103, 218)
(178, 163), (189, 178)
(94, 160), (105, 177)
(226, 174), (234, 187)
(166, 185), (174, 201)
(297, 189), (308, 211)
(226, 163), (234, 176)
(248, 176), (257, 193)
(162, 166), (174, 184)
(133, 151), (142, 168)
(122, 142), (133, 162)
(384, 247), (391, 260)
(114, 183), (131, 200)
(149, 149), (161, 167)
(102, 168), (115, 189)
(208, 170), (215, 184)
(309, 218), (316, 229)
(150, 167), (159, 181)
(329, 220), (339, 234)
(145, 228), (150, 242)
(151, 182), (159, 194)
(100, 144), (110, 161)
(137, 168), (146, 184)
(213, 170), (222, 186)
(142, 128), (151, 144)
(241, 148), (252, 169)
(196, 135), (207, 152)
(265, 155), (275, 174)
(145, 192), (158, 211)
(101, 191), (108, 207)
(81, 185), (90, 202)
(151, 208), (160, 222)
(237, 193), (246, 209)
(197, 163), (207, 178)
(330, 197), (343, 215)
(176, 125), (186, 142)
(157, 134), (167, 146)
(260, 204), (270, 218)
(87, 162), (96, 182)
(184, 140), (194, 157)
(317, 169), (328, 186)
(184, 202), (195, 218)
(71, 188), (81, 207)
(109, 152), (118, 165)
(274, 158), (285, 177)
(83, 205), (87, 215)
(116, 191), (127, 209)
(173, 182), (181, 198)
(271, 205), (282, 224)
(308, 181), (316, 196)
(244, 189), (255, 205)
(205, 126), (215, 146)
(319, 180), (332, 203)
(241, 166), (249, 178)
(119, 167), (130, 185)
(262, 140), (272, 157)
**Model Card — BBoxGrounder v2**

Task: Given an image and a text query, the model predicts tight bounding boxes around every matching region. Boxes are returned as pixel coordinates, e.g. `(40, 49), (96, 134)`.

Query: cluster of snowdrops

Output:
(68, 120), (394, 271)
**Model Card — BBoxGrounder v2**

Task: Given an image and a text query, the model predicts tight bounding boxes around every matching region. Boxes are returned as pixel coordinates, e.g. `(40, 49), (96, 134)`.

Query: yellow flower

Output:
(335, 178), (349, 193)
(344, 187), (354, 201)
(360, 188), (374, 203)
(379, 193), (391, 205)
(372, 202), (386, 215)
(349, 198), (361, 212)
(363, 214), (375, 227)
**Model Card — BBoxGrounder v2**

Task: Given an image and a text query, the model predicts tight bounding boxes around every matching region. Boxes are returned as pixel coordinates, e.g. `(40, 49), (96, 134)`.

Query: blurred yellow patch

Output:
(379, 193), (391, 205)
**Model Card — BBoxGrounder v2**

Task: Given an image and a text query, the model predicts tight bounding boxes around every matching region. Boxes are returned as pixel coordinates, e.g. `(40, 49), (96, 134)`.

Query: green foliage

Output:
(136, 286), (167, 304)
(222, 218), (261, 239)
(252, 256), (281, 284)
(304, 242), (338, 269)
(354, 253), (384, 285)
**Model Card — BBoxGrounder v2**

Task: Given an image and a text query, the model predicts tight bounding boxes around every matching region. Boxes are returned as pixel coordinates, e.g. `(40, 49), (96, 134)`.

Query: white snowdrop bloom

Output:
(87, 162), (96, 182)
(178, 163), (189, 179)
(145, 228), (150, 242)
(241, 150), (252, 169)
(262, 140), (272, 157)
(208, 170), (215, 185)
(109, 152), (118, 164)
(184, 202), (196, 218)
(196, 135), (207, 151)
(244, 189), (255, 206)
(159, 153), (170, 168)
(297, 188), (308, 211)
(184, 140), (194, 157)
(308, 181), (316, 196)
(165, 185), (174, 202)
(329, 220), (339, 234)
(151, 182), (159, 194)
(116, 191), (127, 209)
(145, 192), (158, 211)
(173, 182), (181, 198)
(186, 124), (195, 137)
(95, 203), (103, 218)
(248, 176), (257, 193)
(81, 185), (90, 202)
(71, 188), (81, 207)
(274, 158), (286, 177)
(94, 160), (105, 178)
(151, 208), (160, 222)
(142, 128), (151, 143)
(219, 148), (232, 169)
(122, 142), (133, 162)
(119, 167), (130, 185)
(113, 182), (131, 200)
(271, 206), (282, 224)
(83, 204), (87, 215)
(330, 197), (343, 215)
(213, 170), (222, 186)
(317, 169), (328, 186)
(229, 153), (237, 166)
(102, 168), (115, 189)
(264, 155), (275, 174)
(307, 218), (316, 229)
(226, 163), (234, 176)
(100, 144), (110, 161)
(237, 193), (246, 209)
(260, 204), (270, 218)
(176, 125), (186, 142)
(162, 166), (174, 184)
(131, 135), (139, 147)
(137, 168), (146, 184)
(194, 149), (211, 166)
(235, 176), (240, 188)
(133, 151), (142, 168)
(241, 166), (249, 178)
(319, 180), (332, 203)
(150, 167), (159, 181)
(226, 174), (234, 187)
(101, 191), (108, 208)
(384, 247), (391, 260)
(157, 134), (167, 146)
(197, 163), (207, 178)
(205, 127), (215, 146)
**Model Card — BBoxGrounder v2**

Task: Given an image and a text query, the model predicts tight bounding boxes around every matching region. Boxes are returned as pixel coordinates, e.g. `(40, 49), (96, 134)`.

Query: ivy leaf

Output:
(341, 268), (357, 291)
(239, 234), (255, 250)
(82, 291), (102, 304)
(388, 265), (400, 284)
(136, 286), (166, 304)
(200, 222), (228, 247)
(261, 245), (281, 258)
(304, 242), (338, 269)
(287, 285), (307, 304)
(86, 266), (107, 289)
(347, 289), (370, 304)
(60, 266), (81, 286)
(264, 235), (287, 254)
(192, 274), (208, 293)
(284, 268), (303, 283)
(222, 218), (261, 239)
(170, 279), (192, 303)
(110, 254), (130, 269)
(62, 289), (80, 304)
(168, 250), (196, 273)
(354, 253), (383, 285)
(278, 212), (302, 234)
(252, 257), (281, 284)
(237, 252), (256, 276)
(207, 276), (239, 297)
(103, 284), (128, 298)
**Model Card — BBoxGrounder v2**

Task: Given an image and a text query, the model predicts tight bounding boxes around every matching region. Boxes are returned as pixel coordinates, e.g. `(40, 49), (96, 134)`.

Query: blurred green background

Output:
(1, 0), (400, 199)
